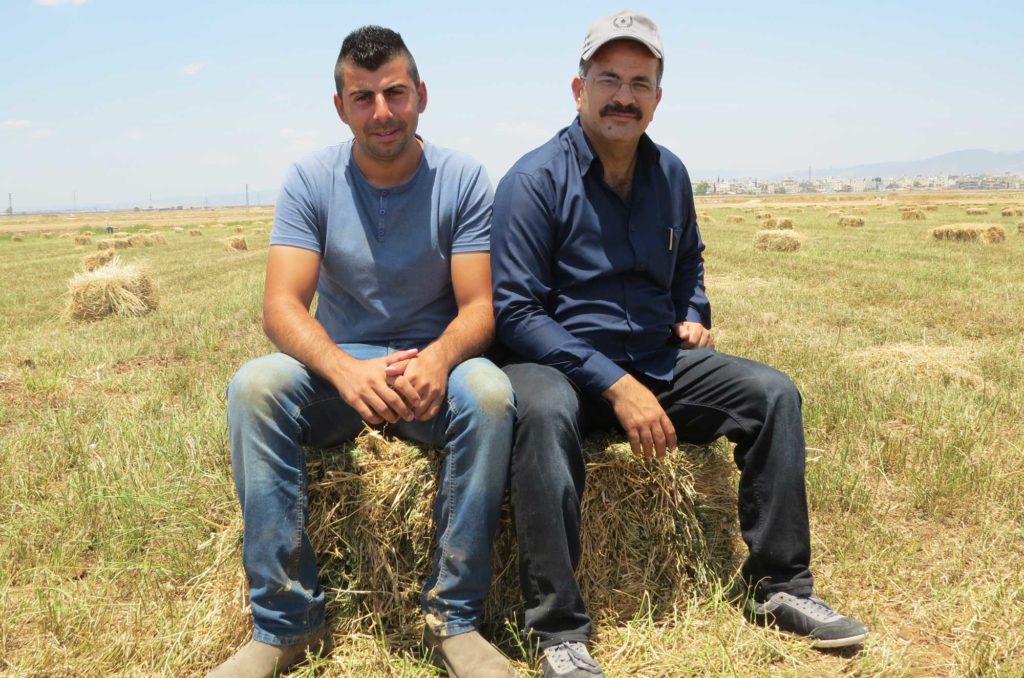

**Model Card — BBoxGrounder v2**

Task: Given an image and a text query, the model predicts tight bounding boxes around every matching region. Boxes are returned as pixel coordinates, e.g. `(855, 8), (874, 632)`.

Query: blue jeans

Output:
(227, 345), (515, 645)
(503, 348), (814, 648)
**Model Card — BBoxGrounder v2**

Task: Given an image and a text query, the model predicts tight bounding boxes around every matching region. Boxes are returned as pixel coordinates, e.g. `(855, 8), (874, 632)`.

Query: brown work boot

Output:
(424, 627), (519, 677)
(206, 629), (332, 678)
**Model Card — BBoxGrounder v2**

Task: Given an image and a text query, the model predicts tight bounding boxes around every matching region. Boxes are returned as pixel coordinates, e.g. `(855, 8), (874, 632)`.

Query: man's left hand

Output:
(674, 321), (715, 349)
(386, 352), (449, 421)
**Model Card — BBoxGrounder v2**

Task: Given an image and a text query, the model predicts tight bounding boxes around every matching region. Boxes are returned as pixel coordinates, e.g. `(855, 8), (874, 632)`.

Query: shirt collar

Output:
(568, 116), (661, 177)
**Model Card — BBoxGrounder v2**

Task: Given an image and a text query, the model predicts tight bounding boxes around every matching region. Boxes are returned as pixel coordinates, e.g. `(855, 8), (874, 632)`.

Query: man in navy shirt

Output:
(491, 10), (867, 676)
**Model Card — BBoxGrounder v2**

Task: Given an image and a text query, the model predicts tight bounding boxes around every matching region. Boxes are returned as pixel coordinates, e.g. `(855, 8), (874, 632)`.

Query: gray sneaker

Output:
(746, 592), (868, 648)
(541, 641), (604, 677)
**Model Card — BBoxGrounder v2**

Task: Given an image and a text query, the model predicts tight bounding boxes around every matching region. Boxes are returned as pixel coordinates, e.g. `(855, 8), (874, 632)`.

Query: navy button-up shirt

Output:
(492, 117), (711, 395)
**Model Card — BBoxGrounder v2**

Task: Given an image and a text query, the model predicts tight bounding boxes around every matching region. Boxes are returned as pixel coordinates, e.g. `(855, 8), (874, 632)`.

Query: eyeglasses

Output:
(581, 75), (657, 99)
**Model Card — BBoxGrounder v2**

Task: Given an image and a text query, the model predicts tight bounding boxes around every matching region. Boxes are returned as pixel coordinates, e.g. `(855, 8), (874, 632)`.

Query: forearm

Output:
(419, 299), (494, 373)
(263, 297), (353, 386)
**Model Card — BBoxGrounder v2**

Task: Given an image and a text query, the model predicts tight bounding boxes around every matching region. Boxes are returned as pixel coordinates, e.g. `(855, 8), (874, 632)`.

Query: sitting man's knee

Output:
(453, 359), (515, 421)
(228, 354), (304, 415)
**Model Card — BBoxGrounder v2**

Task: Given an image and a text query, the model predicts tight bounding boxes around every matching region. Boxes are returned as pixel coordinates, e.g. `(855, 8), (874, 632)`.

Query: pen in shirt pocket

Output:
(668, 227), (675, 251)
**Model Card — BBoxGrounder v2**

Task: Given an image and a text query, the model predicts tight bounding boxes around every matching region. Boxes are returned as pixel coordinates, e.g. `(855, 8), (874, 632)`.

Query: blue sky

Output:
(2, 1), (1022, 211)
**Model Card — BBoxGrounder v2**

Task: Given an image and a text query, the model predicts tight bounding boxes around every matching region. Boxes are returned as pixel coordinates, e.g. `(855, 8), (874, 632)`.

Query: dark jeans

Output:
(503, 348), (814, 647)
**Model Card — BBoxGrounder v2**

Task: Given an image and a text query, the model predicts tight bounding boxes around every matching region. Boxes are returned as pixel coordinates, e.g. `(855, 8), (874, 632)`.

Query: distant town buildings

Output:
(695, 173), (1024, 195)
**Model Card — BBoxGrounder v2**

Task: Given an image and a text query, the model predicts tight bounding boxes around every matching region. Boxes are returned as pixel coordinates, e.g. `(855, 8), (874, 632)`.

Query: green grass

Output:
(1, 197), (1023, 675)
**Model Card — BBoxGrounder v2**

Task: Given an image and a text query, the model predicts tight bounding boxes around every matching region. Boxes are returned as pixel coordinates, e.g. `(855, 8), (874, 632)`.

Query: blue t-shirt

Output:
(271, 140), (492, 346)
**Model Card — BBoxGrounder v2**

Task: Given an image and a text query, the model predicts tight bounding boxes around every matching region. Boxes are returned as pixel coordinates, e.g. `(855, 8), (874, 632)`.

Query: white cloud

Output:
(35, 0), (90, 6)
(181, 63), (205, 77)
(30, 128), (55, 140)
(1, 119), (33, 129)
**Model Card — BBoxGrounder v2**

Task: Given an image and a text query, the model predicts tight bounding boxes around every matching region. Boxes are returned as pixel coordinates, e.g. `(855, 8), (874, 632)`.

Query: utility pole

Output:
(245, 183), (250, 211)
(73, 191), (77, 212)
(6, 193), (11, 216)
(149, 192), (153, 210)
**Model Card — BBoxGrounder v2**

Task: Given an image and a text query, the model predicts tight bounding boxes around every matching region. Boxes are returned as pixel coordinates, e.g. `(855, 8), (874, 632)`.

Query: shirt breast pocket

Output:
(647, 225), (682, 285)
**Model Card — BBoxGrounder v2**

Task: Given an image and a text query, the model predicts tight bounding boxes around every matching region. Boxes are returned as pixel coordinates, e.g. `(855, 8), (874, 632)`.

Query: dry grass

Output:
(847, 343), (985, 388)
(305, 430), (739, 643)
(73, 234), (93, 245)
(755, 212), (773, 219)
(234, 226), (244, 233)
(901, 209), (926, 221)
(172, 226), (184, 232)
(924, 205), (939, 211)
(190, 229), (203, 236)
(11, 233), (25, 241)
(97, 238), (130, 250)
(1019, 222), (1024, 235)
(1000, 208), (1015, 217)
(775, 217), (794, 229)
(760, 217), (778, 228)
(838, 216), (865, 227)
(966, 207), (989, 215)
(224, 235), (248, 251)
(725, 215), (745, 223)
(82, 249), (115, 272)
(65, 259), (159, 321)
(753, 229), (803, 252)
(929, 223), (1007, 244)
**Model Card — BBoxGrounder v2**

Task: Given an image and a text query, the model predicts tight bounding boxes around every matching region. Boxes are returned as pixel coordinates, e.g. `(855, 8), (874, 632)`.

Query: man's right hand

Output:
(602, 374), (677, 459)
(332, 348), (419, 424)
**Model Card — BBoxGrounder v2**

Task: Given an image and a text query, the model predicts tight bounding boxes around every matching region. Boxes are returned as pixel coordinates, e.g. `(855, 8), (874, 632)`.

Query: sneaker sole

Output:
(812, 632), (868, 649)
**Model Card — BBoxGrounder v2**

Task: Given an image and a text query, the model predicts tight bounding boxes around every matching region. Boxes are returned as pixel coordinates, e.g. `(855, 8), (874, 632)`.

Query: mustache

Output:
(599, 103), (642, 119)
(367, 120), (405, 133)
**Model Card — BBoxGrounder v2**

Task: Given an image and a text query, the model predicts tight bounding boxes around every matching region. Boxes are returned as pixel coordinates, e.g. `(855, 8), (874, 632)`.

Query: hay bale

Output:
(151, 233), (167, 245)
(127, 234), (155, 247)
(838, 216), (865, 227)
(929, 224), (1006, 244)
(901, 209), (926, 221)
(11, 234), (24, 242)
(112, 232), (131, 239)
(224, 235), (248, 251)
(97, 238), (130, 250)
(41, 232), (55, 239)
(761, 218), (778, 228)
(83, 249), (115, 271)
(74, 234), (93, 245)
(1018, 222), (1024, 235)
(172, 227), (184, 233)
(250, 227), (264, 234)
(775, 218), (794, 229)
(1001, 208), (1014, 217)
(754, 229), (803, 252)
(65, 260), (159, 321)
(234, 226), (244, 233)
(189, 229), (203, 236)
(924, 205), (939, 211)
(827, 210), (841, 217)
(725, 215), (745, 223)
(966, 208), (989, 215)
(1015, 208), (1024, 217)
(306, 430), (739, 642)
(755, 212), (773, 219)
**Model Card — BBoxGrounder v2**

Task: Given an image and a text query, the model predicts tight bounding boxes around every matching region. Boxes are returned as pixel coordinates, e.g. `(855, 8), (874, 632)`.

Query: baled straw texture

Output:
(97, 238), (129, 250)
(775, 218), (794, 229)
(760, 218), (778, 228)
(901, 209), (926, 221)
(929, 224), (1006, 244)
(754, 229), (803, 252)
(725, 215), (745, 223)
(924, 205), (939, 211)
(66, 260), (159, 321)
(82, 249), (115, 271)
(1018, 222), (1024, 235)
(306, 430), (739, 643)
(189, 229), (203, 236)
(73, 234), (93, 245)
(224, 235), (248, 251)
(838, 216), (865, 227)
(11, 233), (25, 241)
(966, 207), (989, 215)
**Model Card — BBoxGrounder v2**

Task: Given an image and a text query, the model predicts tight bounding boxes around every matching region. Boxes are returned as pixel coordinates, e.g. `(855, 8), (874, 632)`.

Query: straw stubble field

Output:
(1, 195), (1022, 676)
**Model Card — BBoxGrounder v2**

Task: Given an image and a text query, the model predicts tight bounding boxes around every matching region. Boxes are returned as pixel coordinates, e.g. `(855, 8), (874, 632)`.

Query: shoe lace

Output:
(789, 595), (842, 622)
(544, 641), (601, 674)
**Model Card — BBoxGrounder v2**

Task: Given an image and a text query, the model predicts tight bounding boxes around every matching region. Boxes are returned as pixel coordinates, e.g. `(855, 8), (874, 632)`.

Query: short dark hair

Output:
(579, 44), (664, 85)
(335, 25), (420, 94)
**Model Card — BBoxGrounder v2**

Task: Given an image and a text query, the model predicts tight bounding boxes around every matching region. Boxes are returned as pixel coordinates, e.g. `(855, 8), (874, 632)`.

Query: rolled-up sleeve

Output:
(492, 171), (626, 394)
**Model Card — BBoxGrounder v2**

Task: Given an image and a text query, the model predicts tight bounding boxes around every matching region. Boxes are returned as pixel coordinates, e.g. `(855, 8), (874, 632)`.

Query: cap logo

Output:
(613, 16), (633, 28)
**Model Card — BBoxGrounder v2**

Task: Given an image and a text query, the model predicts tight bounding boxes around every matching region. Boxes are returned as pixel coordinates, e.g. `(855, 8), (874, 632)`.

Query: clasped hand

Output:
(334, 349), (447, 425)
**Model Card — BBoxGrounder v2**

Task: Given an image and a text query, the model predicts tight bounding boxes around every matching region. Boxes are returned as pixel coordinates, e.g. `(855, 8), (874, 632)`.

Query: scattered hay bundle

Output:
(1001, 208), (1014, 217)
(1018, 222), (1024, 235)
(775, 218), (794, 229)
(83, 249), (115, 271)
(189, 229), (203, 236)
(827, 210), (842, 217)
(234, 226), (244, 233)
(924, 205), (939, 211)
(112, 232), (131, 239)
(250, 227), (265, 234)
(929, 224), (1006, 244)
(41, 232), (55, 239)
(760, 218), (778, 228)
(847, 343), (985, 389)
(172, 227), (184, 232)
(1015, 208), (1024, 217)
(97, 238), (130, 250)
(11, 233), (25, 242)
(59, 232), (76, 239)
(725, 215), (745, 223)
(754, 229), (803, 252)
(65, 260), (158, 321)
(73, 234), (93, 245)
(151, 233), (167, 245)
(224, 235), (248, 251)
(127, 234), (155, 247)
(306, 430), (739, 640)
(901, 209), (926, 221)
(755, 212), (773, 219)
(838, 216), (865, 227)
(965, 207), (989, 215)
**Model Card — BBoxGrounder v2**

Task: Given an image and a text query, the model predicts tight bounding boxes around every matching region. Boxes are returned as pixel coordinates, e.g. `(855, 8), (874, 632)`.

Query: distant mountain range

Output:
(794, 149), (1024, 181)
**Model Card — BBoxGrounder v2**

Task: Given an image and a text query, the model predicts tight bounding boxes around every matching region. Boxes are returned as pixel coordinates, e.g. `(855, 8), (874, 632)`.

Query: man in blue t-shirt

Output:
(209, 26), (517, 678)
(490, 11), (866, 677)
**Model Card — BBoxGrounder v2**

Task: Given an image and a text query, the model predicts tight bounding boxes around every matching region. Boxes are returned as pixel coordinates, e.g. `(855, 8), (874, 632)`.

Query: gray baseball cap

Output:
(581, 9), (663, 61)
